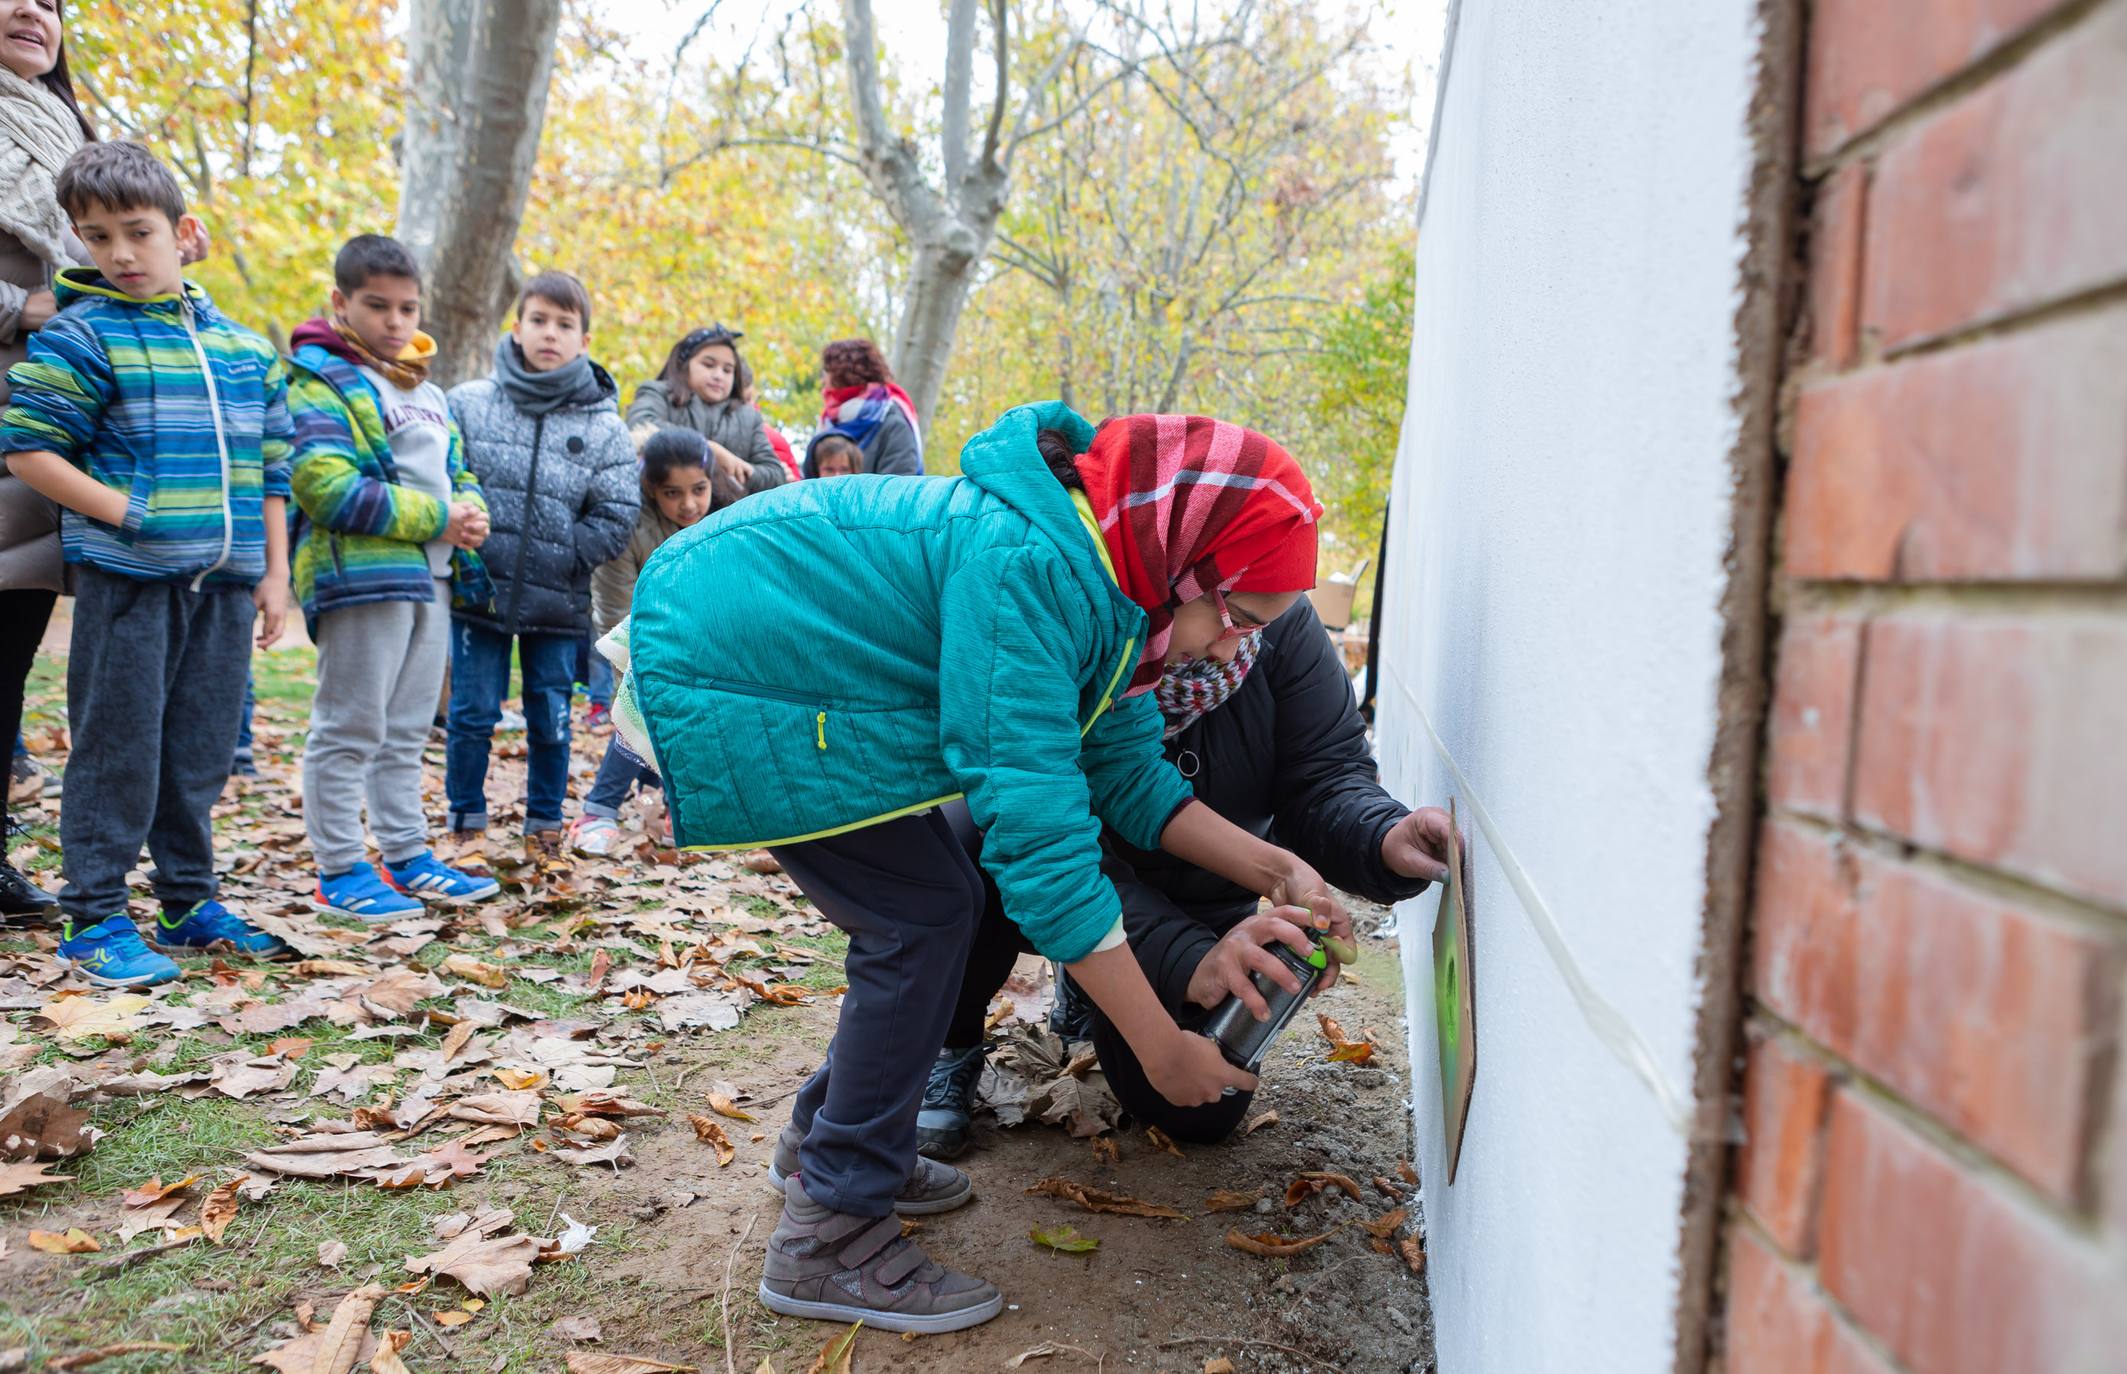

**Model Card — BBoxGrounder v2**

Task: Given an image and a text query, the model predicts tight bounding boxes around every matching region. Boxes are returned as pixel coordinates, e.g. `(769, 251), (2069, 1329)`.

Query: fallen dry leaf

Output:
(313, 1285), (387, 1374)
(1399, 1161), (1420, 1186)
(805, 1321), (860, 1374)
(0, 1160), (74, 1198)
(1243, 1110), (1278, 1135)
(1090, 1136), (1119, 1167)
(367, 1329), (413, 1374)
(1328, 1041), (1377, 1065)
(120, 1174), (200, 1207)
(1285, 1171), (1365, 1208)
(1398, 1234), (1426, 1274)
(1007, 1344), (1103, 1369)
(0, 1069), (97, 1159)
(552, 1114), (621, 1141)
(318, 1240), (348, 1268)
(244, 1130), (410, 1181)
(1362, 1207), (1409, 1239)
(1226, 1226), (1341, 1257)
(703, 1093), (755, 1123)
(432, 1310), (473, 1327)
(1029, 1224), (1099, 1254)
(550, 1314), (602, 1342)
(1144, 1125), (1185, 1158)
(1203, 1189), (1264, 1213)
(1204, 1360), (1236, 1374)
(439, 955), (507, 989)
(686, 1114), (735, 1167)
(1025, 1177), (1185, 1219)
(564, 1356), (699, 1374)
(200, 1176), (244, 1243)
(266, 1036), (314, 1060)
(551, 1134), (635, 1168)
(33, 993), (151, 1042)
(28, 1228), (100, 1254)
(406, 1229), (548, 1296)
(446, 1090), (541, 1129)
(493, 1067), (546, 1091)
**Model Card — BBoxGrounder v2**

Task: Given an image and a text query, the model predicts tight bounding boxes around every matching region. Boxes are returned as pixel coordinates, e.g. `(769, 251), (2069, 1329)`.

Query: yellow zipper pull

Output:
(816, 711), (827, 751)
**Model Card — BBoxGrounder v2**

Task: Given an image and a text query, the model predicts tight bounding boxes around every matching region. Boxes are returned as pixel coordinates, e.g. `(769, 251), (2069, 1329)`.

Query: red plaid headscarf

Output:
(1075, 414), (1321, 695)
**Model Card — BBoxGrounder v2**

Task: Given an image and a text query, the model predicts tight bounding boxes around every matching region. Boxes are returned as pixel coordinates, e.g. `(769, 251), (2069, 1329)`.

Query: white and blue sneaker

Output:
(384, 850), (501, 905)
(59, 914), (181, 987)
(315, 862), (424, 922)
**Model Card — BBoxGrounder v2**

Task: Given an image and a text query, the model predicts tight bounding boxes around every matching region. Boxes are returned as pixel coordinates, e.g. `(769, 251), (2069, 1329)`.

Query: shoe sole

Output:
(61, 958), (179, 989)
(390, 883), (503, 905)
(915, 1131), (972, 1162)
(766, 1163), (974, 1216)
(312, 897), (424, 925)
(756, 1282), (1003, 1335)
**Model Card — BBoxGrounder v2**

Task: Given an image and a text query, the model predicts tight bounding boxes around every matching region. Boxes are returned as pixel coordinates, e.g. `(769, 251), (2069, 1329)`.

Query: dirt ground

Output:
(3, 604), (1432, 1373)
(584, 935), (1433, 1374)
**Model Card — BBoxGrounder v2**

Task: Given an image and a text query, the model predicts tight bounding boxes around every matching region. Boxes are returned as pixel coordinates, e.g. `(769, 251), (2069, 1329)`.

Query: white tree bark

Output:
(397, 0), (564, 386)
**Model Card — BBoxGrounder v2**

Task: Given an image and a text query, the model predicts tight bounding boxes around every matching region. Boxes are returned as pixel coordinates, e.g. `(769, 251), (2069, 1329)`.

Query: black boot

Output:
(0, 860), (59, 919)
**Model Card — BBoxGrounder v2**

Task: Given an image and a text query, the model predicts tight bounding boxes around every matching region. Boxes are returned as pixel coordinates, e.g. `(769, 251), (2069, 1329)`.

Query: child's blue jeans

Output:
(582, 737), (659, 820)
(445, 620), (577, 834)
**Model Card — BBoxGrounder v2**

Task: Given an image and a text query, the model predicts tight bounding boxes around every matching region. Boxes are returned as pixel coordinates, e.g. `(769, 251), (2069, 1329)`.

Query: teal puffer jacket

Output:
(628, 400), (1193, 962)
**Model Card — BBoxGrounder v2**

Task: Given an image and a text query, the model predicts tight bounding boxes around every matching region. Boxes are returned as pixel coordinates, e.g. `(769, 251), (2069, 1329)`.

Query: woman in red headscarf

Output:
(616, 402), (1348, 1334)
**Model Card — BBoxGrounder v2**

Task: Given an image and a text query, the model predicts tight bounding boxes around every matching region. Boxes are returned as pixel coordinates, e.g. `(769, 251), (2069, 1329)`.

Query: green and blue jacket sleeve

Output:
(0, 315), (115, 463)
(287, 373), (447, 541)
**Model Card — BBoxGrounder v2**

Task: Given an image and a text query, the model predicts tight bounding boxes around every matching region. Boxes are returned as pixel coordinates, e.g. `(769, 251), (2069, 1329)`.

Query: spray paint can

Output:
(1199, 942), (1329, 1074)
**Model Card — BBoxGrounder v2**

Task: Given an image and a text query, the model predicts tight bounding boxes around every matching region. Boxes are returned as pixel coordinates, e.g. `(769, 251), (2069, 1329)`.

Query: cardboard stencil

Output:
(1433, 798), (1477, 1184)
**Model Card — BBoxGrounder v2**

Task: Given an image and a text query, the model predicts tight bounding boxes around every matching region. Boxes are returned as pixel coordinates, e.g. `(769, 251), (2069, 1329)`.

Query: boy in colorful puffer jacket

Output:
(0, 142), (293, 985)
(286, 234), (501, 921)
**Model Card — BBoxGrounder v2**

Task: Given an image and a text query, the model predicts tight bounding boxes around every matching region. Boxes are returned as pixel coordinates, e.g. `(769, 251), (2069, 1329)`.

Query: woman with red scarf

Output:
(803, 336), (923, 476)
(616, 402), (1346, 1334)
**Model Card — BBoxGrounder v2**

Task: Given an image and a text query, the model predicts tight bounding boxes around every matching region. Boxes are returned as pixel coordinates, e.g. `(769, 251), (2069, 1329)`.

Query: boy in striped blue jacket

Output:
(0, 142), (294, 986)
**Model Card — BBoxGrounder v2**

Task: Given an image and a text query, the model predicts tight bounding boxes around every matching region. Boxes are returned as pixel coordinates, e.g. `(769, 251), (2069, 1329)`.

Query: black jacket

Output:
(447, 368), (638, 636)
(1102, 598), (1431, 1006)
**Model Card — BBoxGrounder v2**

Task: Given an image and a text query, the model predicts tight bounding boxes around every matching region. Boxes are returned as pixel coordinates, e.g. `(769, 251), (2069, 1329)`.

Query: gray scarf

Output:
(0, 66), (84, 269)
(492, 337), (613, 417)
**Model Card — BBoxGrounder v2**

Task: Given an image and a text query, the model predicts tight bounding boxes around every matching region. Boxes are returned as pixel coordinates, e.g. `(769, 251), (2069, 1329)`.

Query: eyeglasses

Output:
(1208, 585), (1252, 643)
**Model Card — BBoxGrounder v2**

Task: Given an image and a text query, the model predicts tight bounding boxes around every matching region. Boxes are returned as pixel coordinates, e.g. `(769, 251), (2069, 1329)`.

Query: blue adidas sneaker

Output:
(384, 851), (501, 905)
(315, 862), (424, 922)
(59, 914), (181, 987)
(156, 899), (289, 957)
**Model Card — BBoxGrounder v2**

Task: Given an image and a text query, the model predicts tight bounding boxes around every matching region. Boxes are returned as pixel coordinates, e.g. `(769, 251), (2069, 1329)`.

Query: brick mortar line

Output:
(1872, 273), (2127, 369)
(1741, 1006), (2120, 1239)
(1797, 0), (2118, 177)
(1763, 805), (2127, 930)
(1723, 1203), (1921, 1374)
(1777, 270), (2127, 385)
(1775, 580), (2127, 617)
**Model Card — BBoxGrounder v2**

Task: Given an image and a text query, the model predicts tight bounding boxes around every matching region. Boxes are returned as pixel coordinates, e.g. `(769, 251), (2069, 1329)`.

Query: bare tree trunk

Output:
(397, 0), (563, 387)
(840, 0), (1010, 431)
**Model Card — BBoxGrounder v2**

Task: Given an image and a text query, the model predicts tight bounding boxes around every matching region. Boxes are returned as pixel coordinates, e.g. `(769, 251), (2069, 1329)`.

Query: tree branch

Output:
(941, 0), (977, 191)
(976, 0), (1009, 173)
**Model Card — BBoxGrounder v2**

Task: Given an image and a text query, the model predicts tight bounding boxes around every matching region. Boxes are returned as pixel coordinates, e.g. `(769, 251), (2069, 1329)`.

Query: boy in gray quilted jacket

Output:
(443, 271), (636, 842)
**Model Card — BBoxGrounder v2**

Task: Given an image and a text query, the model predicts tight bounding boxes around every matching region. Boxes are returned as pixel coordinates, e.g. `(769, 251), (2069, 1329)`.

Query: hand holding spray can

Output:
(1199, 941), (1329, 1075)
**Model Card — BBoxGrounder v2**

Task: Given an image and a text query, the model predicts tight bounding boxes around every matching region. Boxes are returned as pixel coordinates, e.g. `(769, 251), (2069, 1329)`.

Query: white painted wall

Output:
(1376, 3), (1770, 1371)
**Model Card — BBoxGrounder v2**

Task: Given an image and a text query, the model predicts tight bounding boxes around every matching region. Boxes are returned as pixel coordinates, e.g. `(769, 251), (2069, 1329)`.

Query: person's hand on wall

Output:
(1187, 911), (1320, 1013)
(1382, 806), (1455, 883)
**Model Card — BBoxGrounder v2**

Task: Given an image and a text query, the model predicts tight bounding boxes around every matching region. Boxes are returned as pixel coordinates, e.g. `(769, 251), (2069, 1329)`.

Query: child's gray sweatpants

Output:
(303, 580), (450, 874)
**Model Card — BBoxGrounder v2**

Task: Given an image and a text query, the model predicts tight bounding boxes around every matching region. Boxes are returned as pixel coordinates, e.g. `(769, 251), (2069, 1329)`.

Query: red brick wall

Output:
(1721, 1), (2127, 1370)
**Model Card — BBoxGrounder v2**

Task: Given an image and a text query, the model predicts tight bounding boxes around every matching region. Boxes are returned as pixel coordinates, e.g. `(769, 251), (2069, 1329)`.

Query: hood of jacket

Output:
(288, 316), (439, 376)
(53, 265), (219, 323)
